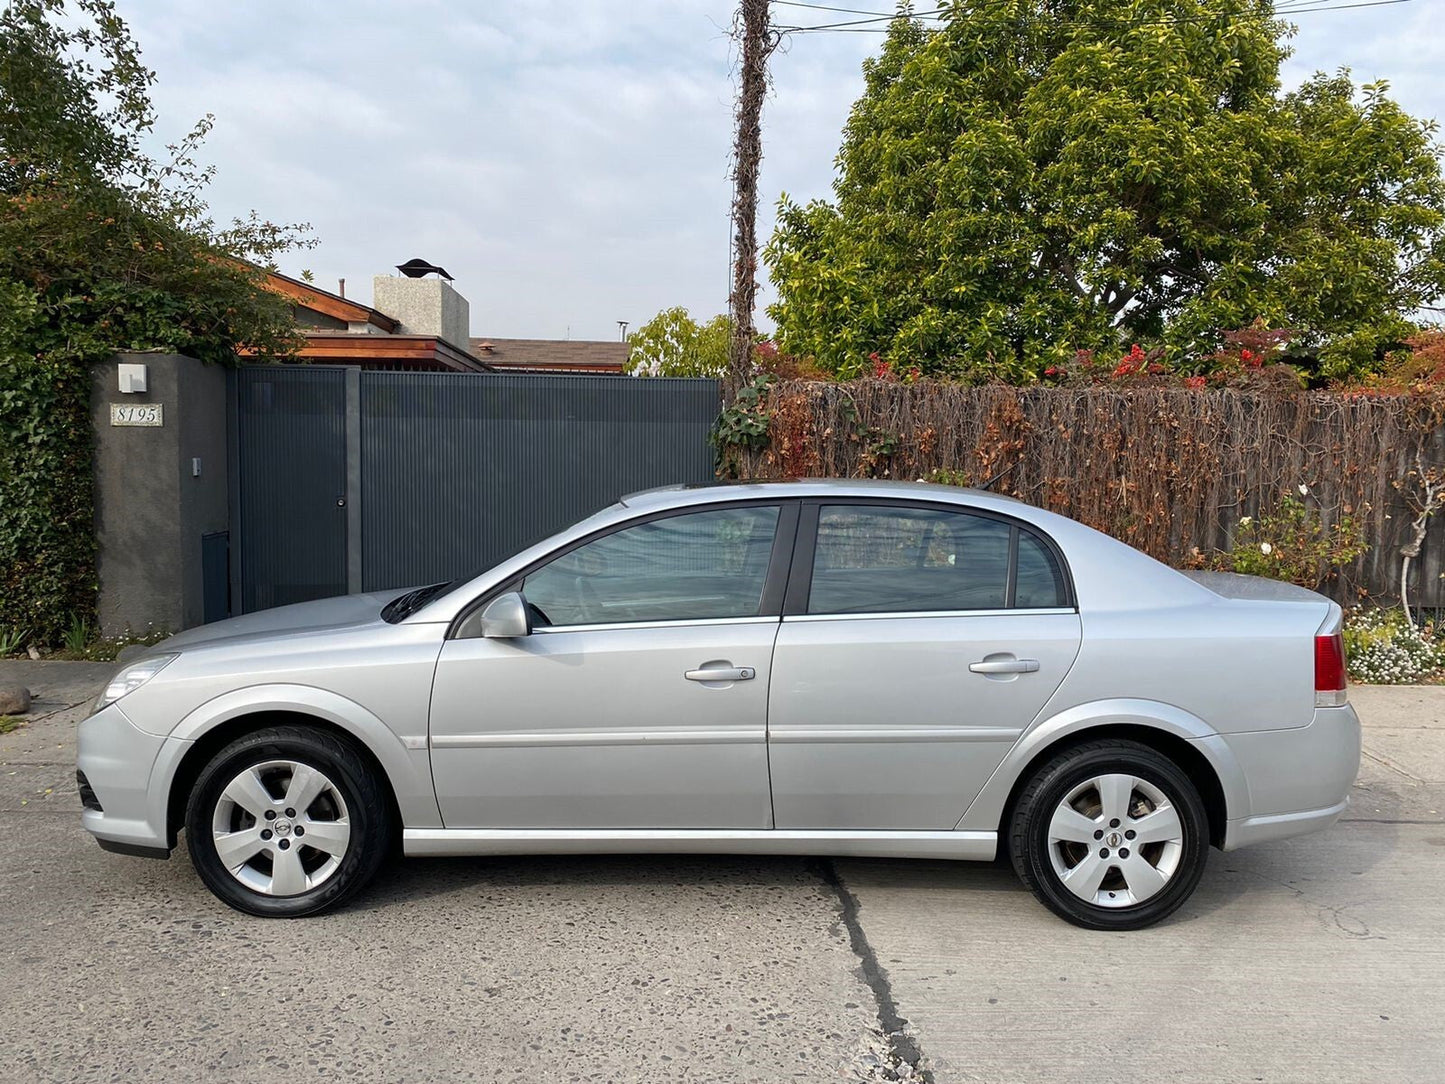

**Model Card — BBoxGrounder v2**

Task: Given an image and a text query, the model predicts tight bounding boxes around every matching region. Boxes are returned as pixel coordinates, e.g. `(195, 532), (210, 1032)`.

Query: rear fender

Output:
(956, 698), (1247, 832)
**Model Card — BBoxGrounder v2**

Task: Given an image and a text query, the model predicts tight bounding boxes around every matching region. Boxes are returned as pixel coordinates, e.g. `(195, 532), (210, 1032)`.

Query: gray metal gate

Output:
(232, 366), (719, 612)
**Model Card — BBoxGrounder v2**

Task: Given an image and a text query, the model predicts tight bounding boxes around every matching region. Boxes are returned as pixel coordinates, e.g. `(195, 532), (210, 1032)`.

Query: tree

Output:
(766, 1), (1445, 381)
(727, 0), (779, 389)
(0, 0), (309, 363)
(0, 0), (310, 644)
(627, 307), (732, 377)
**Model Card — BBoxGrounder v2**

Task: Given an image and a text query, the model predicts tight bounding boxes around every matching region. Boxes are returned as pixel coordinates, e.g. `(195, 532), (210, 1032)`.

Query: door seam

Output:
(762, 619), (783, 830)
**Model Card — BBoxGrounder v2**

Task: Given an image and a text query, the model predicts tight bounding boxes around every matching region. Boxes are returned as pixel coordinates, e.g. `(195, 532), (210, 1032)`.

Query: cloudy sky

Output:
(120, 0), (1442, 341)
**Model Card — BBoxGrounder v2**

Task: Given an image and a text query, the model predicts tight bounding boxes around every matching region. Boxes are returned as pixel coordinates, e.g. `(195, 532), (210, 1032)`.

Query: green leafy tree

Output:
(627, 307), (731, 377)
(0, 0), (310, 644)
(766, 1), (1445, 380)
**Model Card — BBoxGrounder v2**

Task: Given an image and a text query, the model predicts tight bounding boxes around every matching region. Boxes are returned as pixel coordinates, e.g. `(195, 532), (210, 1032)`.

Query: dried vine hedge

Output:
(728, 380), (1445, 603)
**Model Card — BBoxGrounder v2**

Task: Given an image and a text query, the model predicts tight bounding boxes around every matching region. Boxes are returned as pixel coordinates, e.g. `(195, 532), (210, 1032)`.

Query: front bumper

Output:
(1220, 703), (1361, 851)
(76, 701), (182, 856)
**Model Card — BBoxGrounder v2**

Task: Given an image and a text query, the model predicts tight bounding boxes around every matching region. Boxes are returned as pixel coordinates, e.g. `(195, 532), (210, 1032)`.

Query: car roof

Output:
(618, 478), (1023, 512)
(407, 476), (1212, 624)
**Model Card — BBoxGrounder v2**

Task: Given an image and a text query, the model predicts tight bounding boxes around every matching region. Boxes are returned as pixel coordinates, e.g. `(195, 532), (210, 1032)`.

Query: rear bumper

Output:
(1221, 704), (1361, 851)
(1224, 797), (1349, 851)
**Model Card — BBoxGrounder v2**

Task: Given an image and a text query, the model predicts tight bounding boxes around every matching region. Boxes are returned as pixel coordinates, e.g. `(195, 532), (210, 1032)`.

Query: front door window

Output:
(522, 505), (781, 626)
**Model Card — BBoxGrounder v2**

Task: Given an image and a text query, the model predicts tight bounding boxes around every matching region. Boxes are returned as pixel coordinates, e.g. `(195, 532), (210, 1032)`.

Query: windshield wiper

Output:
(382, 582), (449, 623)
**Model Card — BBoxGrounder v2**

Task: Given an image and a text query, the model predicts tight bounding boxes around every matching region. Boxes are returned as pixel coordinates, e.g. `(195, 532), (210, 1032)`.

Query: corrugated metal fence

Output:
(233, 366), (719, 613)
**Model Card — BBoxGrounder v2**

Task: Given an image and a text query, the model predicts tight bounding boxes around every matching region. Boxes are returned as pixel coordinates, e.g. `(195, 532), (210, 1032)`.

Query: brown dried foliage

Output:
(734, 379), (1445, 602)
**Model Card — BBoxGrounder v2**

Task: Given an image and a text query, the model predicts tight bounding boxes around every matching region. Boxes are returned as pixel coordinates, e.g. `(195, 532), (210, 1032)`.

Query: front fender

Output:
(153, 683), (442, 830)
(955, 698), (1248, 833)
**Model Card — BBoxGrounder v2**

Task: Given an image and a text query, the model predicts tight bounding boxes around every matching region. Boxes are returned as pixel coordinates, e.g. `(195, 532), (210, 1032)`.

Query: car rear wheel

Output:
(185, 726), (393, 917)
(1009, 739), (1209, 930)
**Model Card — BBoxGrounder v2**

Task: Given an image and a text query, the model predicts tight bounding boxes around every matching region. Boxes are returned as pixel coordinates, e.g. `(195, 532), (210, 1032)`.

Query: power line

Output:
(771, 0), (926, 14)
(774, 0), (1416, 34)
(776, 8), (946, 32)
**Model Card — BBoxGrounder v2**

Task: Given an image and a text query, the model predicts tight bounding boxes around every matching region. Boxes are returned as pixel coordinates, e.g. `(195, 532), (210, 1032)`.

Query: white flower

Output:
(1299, 483), (1309, 496)
(1260, 542), (1273, 555)
(1239, 515), (1253, 527)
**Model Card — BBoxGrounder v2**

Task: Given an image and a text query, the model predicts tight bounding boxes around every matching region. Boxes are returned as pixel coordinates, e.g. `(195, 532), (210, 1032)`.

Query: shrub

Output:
(0, 1), (307, 646)
(1204, 491), (1367, 590)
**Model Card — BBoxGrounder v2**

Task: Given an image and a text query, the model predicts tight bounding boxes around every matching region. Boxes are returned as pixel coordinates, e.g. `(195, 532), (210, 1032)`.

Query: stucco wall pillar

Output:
(90, 353), (229, 637)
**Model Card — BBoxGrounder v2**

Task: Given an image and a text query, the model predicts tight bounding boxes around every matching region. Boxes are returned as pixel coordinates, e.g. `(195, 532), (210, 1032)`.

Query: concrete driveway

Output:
(1, 661), (1441, 1083)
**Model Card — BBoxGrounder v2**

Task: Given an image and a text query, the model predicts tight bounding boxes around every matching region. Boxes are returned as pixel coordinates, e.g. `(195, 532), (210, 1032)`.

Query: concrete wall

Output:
(371, 275), (470, 349)
(91, 353), (229, 637)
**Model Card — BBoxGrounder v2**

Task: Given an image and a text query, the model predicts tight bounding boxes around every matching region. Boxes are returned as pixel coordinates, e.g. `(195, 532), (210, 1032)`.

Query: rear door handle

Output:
(685, 666), (755, 682)
(969, 658), (1040, 674)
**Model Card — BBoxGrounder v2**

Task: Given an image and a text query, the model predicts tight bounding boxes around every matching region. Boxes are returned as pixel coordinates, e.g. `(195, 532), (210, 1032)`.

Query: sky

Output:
(118, 0), (1445, 341)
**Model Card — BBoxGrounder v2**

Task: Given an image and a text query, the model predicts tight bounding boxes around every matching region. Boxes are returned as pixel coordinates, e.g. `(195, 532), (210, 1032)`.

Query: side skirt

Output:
(402, 828), (997, 861)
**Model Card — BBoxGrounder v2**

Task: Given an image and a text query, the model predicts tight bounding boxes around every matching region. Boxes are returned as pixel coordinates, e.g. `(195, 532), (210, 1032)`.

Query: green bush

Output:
(0, 1), (307, 647)
(1206, 492), (1366, 590)
(0, 284), (99, 645)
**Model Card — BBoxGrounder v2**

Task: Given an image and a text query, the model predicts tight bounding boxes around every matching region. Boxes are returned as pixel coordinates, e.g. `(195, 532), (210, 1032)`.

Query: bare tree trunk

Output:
(1402, 543), (1416, 630)
(1399, 451), (1444, 630)
(728, 0), (775, 395)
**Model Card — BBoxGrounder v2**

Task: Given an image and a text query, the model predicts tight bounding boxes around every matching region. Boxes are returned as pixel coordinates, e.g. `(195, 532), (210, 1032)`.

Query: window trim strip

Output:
(530, 615), (782, 635)
(782, 608), (1076, 623)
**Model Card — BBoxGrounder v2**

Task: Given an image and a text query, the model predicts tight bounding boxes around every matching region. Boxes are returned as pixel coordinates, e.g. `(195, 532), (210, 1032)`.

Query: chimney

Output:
(372, 262), (470, 349)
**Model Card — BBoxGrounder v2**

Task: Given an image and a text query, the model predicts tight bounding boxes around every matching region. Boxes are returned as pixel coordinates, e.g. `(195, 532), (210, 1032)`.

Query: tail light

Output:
(1315, 631), (1347, 707)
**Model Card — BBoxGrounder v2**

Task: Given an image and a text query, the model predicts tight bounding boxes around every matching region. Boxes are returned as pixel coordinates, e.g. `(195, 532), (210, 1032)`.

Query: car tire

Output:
(185, 725), (393, 918)
(1009, 739), (1209, 931)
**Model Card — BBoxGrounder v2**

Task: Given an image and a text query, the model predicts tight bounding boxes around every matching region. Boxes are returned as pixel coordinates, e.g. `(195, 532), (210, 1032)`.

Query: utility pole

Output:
(728, 0), (777, 392)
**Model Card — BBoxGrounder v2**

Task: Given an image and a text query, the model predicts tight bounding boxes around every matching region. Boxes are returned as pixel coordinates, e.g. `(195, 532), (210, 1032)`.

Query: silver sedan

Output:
(77, 480), (1360, 929)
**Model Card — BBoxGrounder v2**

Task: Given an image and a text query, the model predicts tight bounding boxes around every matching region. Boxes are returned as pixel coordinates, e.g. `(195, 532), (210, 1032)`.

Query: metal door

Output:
(234, 367), (348, 612)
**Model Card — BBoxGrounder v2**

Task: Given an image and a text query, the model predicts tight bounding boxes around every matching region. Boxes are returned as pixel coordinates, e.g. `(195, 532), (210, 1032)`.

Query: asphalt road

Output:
(1, 662), (1441, 1083)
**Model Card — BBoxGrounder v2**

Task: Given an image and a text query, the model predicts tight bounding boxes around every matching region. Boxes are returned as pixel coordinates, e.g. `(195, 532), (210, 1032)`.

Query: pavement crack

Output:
(816, 859), (933, 1083)
(1360, 748), (1424, 784)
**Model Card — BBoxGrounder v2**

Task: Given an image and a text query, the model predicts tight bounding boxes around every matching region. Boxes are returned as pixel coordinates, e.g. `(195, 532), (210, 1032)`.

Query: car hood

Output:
(154, 588), (414, 653)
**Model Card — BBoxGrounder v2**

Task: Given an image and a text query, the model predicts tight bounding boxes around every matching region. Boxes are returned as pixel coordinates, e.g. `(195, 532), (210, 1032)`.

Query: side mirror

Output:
(479, 591), (531, 639)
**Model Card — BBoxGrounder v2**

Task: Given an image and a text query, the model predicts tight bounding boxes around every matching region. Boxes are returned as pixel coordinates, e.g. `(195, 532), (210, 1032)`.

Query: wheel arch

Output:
(160, 685), (441, 845)
(959, 700), (1246, 851)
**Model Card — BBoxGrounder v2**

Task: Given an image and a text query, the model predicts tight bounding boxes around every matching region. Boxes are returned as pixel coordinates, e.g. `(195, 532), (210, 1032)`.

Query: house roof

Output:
(470, 337), (628, 374)
(265, 271), (397, 333)
(263, 267), (631, 375)
(294, 334), (488, 372)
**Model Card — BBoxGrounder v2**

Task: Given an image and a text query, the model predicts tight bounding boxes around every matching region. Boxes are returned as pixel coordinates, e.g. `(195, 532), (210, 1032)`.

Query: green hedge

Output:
(0, 282), (101, 646)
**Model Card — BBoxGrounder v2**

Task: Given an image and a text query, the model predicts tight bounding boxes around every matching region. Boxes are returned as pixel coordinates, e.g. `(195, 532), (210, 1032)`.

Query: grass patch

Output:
(0, 716), (23, 734)
(48, 627), (171, 662)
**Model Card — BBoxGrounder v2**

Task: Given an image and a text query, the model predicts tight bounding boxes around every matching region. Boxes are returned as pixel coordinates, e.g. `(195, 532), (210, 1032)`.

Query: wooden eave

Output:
(294, 334), (490, 372)
(265, 271), (398, 333)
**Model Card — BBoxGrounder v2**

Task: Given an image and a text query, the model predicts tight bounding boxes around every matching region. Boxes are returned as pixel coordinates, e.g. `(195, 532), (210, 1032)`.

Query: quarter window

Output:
(1015, 530), (1069, 609)
(522, 505), (781, 626)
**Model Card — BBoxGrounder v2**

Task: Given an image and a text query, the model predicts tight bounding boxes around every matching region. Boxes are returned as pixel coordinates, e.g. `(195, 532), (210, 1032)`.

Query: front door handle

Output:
(969, 658), (1040, 674)
(685, 666), (755, 682)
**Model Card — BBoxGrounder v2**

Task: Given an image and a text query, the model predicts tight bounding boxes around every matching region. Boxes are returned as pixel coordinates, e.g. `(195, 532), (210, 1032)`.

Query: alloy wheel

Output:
(210, 759), (352, 897)
(1045, 773), (1184, 908)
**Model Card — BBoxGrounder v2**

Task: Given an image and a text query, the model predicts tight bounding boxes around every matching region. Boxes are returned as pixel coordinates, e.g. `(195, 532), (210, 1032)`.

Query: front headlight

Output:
(94, 654), (179, 712)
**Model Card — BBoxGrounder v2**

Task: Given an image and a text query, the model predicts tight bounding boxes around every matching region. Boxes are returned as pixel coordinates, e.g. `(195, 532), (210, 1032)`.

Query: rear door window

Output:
(804, 504), (1068, 614)
(808, 506), (1011, 614)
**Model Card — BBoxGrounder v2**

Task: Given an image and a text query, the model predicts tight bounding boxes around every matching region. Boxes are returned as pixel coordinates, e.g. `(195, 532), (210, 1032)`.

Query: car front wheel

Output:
(1009, 739), (1209, 930)
(185, 726), (393, 917)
